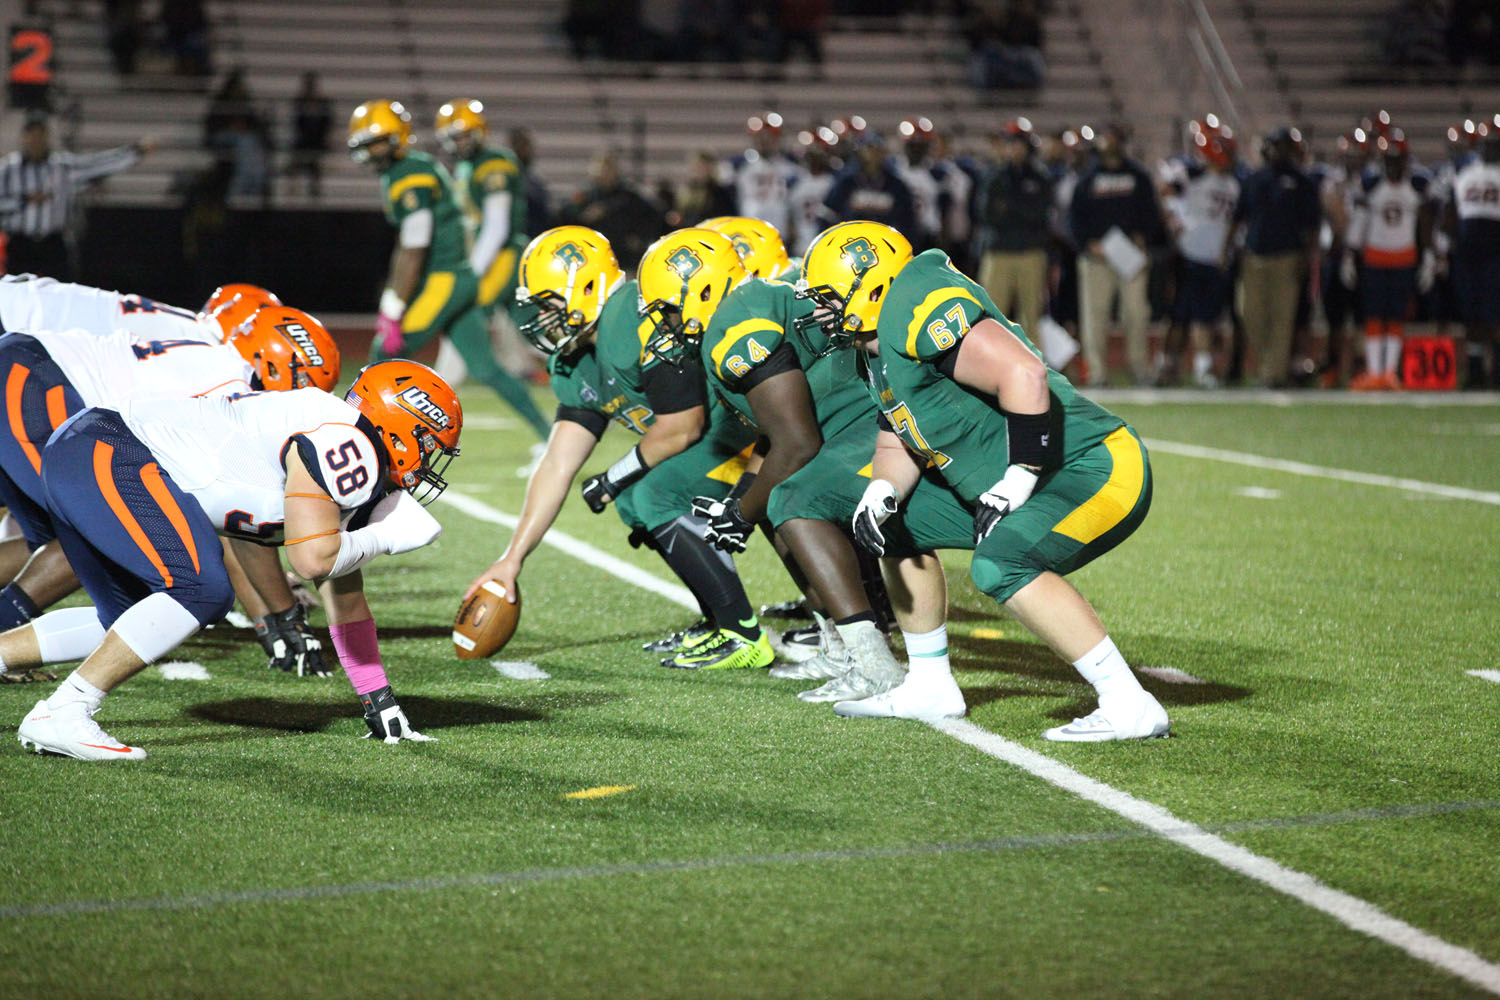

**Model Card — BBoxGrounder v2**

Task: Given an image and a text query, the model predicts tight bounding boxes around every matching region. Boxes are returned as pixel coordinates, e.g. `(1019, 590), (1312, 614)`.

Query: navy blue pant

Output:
(41, 408), (232, 629)
(0, 334), (85, 549)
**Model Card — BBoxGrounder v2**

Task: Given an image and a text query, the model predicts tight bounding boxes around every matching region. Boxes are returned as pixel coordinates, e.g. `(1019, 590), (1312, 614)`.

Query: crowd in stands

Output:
(522, 108), (1500, 391)
(104, 0), (211, 77)
(1387, 0), (1500, 71)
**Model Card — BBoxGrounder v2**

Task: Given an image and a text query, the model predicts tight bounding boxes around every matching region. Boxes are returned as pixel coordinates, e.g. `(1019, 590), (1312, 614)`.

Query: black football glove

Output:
(255, 605), (329, 677)
(690, 495), (753, 553)
(851, 479), (899, 556)
(359, 685), (435, 743)
(580, 473), (614, 513)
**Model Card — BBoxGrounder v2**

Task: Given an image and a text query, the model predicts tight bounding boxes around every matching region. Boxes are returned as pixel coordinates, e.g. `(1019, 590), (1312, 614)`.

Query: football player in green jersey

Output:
(699, 216), (801, 282)
(347, 100), (549, 442)
(798, 221), (1168, 740)
(639, 228), (949, 707)
(434, 100), (529, 318)
(461, 226), (773, 671)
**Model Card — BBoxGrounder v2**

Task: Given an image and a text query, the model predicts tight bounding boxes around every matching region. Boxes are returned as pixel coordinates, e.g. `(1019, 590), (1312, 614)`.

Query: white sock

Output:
(1364, 336), (1382, 376)
(1071, 636), (1144, 700)
(1193, 351), (1213, 378)
(1383, 335), (1403, 374)
(47, 669), (106, 713)
(901, 625), (952, 681)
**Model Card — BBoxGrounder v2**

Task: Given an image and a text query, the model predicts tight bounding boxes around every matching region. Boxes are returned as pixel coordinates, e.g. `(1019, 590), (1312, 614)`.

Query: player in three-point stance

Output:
(8, 360), (461, 758)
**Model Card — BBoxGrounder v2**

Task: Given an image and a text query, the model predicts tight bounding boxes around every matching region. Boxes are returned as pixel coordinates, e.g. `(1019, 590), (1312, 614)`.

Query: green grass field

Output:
(3, 386), (1499, 999)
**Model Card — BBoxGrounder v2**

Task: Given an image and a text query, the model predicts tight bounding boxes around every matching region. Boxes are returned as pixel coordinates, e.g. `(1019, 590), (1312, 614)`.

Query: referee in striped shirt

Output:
(0, 112), (154, 280)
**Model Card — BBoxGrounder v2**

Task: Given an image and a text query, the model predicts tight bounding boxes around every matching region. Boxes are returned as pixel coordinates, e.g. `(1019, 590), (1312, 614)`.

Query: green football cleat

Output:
(662, 630), (774, 670)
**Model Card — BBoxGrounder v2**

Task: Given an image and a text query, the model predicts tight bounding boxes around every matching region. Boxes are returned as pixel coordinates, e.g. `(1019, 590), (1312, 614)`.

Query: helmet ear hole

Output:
(583, 280), (594, 296)
(869, 285), (885, 304)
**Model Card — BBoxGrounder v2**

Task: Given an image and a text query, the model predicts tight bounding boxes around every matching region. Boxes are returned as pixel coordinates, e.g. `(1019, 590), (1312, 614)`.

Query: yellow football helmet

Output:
(637, 228), (746, 361)
(348, 100), (411, 165)
(797, 221), (914, 351)
(514, 226), (625, 356)
(435, 99), (486, 154)
(699, 216), (793, 280)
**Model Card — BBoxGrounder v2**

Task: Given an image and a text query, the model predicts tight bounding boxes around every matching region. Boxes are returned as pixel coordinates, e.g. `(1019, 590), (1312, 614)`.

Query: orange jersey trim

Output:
(1363, 246), (1418, 268)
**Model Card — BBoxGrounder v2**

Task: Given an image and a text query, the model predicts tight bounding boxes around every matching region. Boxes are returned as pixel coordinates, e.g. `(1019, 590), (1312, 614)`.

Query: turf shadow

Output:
(186, 695), (547, 733)
(951, 635), (1255, 713)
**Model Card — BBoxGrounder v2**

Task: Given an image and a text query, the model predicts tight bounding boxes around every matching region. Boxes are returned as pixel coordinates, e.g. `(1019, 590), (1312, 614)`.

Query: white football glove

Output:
(359, 686), (436, 743)
(1339, 251), (1358, 290)
(974, 465), (1039, 543)
(1416, 248), (1437, 294)
(851, 479), (900, 556)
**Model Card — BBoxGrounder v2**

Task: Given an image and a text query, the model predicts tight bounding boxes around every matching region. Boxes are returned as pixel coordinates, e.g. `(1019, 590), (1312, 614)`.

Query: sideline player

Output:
(798, 221), (1168, 740)
(8, 360), (460, 759)
(638, 228), (938, 706)
(348, 100), (549, 439)
(462, 226), (772, 670)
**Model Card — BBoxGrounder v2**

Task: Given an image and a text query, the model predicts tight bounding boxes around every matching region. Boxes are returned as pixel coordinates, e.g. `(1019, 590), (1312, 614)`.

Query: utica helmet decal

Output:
(396, 385), (453, 430)
(842, 236), (879, 273)
(277, 321), (326, 367)
(666, 245), (703, 278)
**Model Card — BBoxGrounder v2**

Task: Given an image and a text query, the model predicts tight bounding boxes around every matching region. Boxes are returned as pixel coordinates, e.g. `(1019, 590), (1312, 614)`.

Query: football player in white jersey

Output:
(717, 112), (806, 236)
(1448, 119), (1500, 386)
(0, 305), (337, 654)
(894, 117), (943, 250)
(0, 274), (225, 345)
(1342, 130), (1434, 389)
(1165, 125), (1240, 387)
(786, 126), (839, 256)
(8, 359), (461, 759)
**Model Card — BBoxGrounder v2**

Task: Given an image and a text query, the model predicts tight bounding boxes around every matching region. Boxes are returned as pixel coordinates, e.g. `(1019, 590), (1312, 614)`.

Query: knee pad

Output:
(969, 546), (1043, 605)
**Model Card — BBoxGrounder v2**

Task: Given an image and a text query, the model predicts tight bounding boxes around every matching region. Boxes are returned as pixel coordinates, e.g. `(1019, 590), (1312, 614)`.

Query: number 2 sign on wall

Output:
(9, 25), (53, 110)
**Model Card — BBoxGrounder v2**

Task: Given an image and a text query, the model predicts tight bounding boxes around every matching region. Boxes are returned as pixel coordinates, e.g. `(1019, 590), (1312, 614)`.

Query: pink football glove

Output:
(376, 313), (405, 356)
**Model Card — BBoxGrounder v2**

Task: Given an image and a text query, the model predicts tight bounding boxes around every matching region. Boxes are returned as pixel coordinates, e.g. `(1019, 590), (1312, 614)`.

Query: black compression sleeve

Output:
(555, 405), (609, 438)
(1003, 407), (1056, 470)
(640, 361), (707, 415)
(730, 342), (802, 394)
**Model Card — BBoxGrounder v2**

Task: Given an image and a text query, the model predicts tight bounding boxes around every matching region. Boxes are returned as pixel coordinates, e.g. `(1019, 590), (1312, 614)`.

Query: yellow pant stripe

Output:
(705, 442), (756, 484)
(480, 247), (518, 306)
(404, 271), (456, 332)
(1050, 427), (1145, 544)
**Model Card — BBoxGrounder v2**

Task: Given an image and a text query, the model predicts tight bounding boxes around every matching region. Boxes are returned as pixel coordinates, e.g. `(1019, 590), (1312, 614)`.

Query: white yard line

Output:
(932, 719), (1500, 995)
(439, 488), (1500, 995)
(437, 490), (698, 610)
(1146, 440), (1500, 506)
(1467, 670), (1500, 685)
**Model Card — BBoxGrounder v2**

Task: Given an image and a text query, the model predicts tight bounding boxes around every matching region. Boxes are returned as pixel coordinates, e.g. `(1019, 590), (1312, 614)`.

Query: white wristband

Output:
(379, 288), (407, 321)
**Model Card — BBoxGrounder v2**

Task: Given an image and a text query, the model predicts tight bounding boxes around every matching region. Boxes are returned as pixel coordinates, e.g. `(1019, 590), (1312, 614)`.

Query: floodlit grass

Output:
(2, 386), (1498, 999)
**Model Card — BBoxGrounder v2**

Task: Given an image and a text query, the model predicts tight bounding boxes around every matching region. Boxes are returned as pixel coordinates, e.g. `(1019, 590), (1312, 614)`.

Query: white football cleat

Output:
(769, 653), (847, 681)
(17, 699), (147, 760)
(798, 669), (895, 704)
(1043, 692), (1170, 742)
(833, 676), (966, 720)
(767, 624), (822, 663)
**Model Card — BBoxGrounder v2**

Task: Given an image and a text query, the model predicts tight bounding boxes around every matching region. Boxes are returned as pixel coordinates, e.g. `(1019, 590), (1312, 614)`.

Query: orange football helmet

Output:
(228, 306), (341, 392)
(343, 360), (462, 505)
(203, 283), (281, 341)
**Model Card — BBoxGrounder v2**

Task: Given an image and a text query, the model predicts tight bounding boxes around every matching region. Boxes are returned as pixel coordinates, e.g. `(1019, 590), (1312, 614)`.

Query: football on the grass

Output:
(453, 580), (520, 660)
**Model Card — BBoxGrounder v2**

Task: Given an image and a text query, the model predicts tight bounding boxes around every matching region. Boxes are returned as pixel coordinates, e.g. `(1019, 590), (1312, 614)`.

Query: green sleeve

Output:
(899, 289), (988, 362)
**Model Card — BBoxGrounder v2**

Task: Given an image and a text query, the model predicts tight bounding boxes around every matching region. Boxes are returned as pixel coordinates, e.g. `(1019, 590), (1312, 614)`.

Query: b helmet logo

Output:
(276, 322), (325, 366)
(667, 246), (703, 278)
(727, 234), (753, 259)
(553, 242), (587, 269)
(841, 237), (879, 274)
(396, 386), (451, 430)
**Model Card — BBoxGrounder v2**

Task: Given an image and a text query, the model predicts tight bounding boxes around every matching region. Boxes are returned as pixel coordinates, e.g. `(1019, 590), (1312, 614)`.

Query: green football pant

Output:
(615, 419), (758, 533)
(768, 421), (1152, 604)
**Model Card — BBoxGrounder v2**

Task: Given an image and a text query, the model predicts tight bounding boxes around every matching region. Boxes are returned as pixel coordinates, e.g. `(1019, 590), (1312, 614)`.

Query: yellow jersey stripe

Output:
(905, 287), (983, 358)
(473, 159), (517, 184)
(387, 174), (440, 204)
(710, 318), (782, 379)
(1050, 428), (1146, 544)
